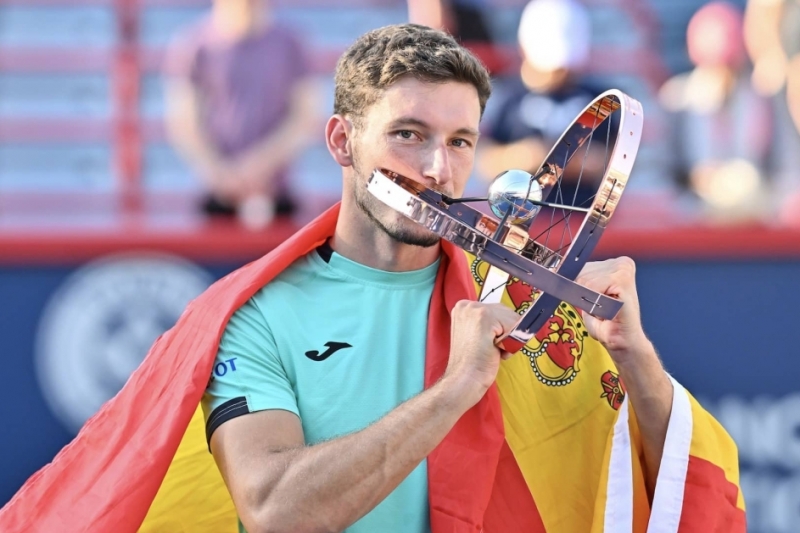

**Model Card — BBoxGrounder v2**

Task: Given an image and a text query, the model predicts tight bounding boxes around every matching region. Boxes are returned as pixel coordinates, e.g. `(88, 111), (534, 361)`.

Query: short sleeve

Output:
(162, 23), (204, 84)
(201, 295), (299, 445)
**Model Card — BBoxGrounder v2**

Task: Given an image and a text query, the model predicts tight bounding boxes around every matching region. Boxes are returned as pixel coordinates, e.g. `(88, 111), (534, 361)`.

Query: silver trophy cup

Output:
(367, 90), (643, 353)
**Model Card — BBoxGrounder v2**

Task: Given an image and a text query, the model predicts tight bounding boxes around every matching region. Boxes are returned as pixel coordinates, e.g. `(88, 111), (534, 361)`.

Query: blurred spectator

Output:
(744, 0), (800, 109)
(407, 0), (492, 42)
(164, 0), (318, 229)
(659, 1), (792, 221)
(744, 0), (800, 224)
(476, 0), (605, 200)
(407, 0), (508, 72)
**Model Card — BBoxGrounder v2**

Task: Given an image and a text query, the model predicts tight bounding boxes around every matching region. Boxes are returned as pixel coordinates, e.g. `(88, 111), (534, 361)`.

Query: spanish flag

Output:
(0, 204), (745, 532)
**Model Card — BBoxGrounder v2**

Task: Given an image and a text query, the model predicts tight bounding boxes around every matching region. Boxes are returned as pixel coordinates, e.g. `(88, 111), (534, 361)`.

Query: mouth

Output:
(375, 168), (426, 195)
(376, 168), (452, 197)
(378, 167), (403, 180)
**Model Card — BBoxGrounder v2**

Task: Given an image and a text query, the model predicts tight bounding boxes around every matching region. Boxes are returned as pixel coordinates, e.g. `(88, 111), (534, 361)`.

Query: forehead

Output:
(363, 77), (481, 130)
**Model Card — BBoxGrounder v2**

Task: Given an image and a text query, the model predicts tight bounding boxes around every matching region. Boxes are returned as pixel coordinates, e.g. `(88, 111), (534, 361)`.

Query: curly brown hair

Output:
(333, 24), (492, 124)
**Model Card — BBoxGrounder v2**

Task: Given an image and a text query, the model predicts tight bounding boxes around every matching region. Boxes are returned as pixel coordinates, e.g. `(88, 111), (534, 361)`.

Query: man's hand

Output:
(575, 257), (651, 364)
(207, 163), (249, 202)
(577, 257), (674, 497)
(211, 300), (520, 533)
(207, 160), (274, 205)
(442, 301), (521, 408)
(231, 151), (281, 194)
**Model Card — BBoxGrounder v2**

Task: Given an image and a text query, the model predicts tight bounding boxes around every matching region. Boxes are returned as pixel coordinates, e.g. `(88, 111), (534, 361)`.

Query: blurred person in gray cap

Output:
(164, 0), (319, 229)
(477, 0), (606, 204)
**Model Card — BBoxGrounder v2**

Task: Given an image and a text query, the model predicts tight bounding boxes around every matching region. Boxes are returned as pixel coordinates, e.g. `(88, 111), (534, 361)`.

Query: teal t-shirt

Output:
(202, 244), (438, 533)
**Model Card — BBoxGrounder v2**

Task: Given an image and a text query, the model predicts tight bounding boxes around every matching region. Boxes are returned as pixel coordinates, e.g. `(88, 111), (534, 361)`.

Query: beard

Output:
(351, 150), (440, 249)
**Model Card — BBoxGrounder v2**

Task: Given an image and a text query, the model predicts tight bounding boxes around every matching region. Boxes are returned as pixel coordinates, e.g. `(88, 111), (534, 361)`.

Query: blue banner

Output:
(0, 254), (797, 533)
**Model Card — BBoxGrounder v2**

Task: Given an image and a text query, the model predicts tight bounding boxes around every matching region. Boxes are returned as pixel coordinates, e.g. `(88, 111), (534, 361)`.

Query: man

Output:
(477, 0), (605, 204)
(0, 24), (743, 533)
(165, 0), (317, 228)
(406, 0), (502, 72)
(202, 22), (513, 532)
(200, 24), (742, 533)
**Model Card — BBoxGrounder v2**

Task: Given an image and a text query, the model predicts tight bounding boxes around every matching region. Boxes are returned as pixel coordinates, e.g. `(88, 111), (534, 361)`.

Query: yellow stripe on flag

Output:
(139, 405), (238, 532)
(685, 393), (745, 511)
(495, 335), (625, 532)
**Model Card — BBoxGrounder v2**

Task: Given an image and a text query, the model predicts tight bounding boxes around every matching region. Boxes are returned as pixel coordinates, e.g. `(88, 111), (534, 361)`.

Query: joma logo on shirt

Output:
(305, 342), (352, 361)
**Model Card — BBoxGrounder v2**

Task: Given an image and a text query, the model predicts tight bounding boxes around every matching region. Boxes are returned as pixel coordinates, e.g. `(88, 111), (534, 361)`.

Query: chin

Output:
(381, 212), (440, 248)
(353, 170), (440, 248)
(389, 228), (440, 248)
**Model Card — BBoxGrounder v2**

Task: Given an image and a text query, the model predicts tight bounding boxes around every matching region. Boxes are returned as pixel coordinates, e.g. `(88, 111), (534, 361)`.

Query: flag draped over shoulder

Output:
(0, 205), (746, 533)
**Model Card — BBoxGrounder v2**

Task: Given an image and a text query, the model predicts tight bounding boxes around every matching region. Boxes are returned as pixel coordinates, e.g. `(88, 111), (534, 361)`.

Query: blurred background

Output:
(0, 0), (798, 531)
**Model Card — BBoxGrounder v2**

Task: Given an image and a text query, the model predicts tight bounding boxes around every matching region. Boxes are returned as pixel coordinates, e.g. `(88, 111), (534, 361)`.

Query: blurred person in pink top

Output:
(165, 0), (318, 229)
(658, 1), (796, 221)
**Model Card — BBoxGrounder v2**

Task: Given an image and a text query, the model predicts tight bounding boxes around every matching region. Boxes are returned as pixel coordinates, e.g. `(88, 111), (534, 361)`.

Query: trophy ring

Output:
(367, 89), (644, 353)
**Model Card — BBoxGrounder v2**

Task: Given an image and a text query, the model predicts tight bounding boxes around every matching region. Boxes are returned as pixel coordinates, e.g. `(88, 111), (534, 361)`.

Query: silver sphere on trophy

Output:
(487, 169), (544, 224)
(367, 90), (643, 352)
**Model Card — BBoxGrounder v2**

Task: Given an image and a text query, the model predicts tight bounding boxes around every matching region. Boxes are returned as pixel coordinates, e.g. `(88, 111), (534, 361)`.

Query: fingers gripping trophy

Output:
(366, 90), (643, 352)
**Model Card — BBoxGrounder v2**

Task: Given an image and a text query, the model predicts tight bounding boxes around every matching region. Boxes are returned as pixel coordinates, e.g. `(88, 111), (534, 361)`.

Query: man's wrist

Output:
(607, 333), (656, 369)
(435, 372), (485, 415)
(611, 339), (673, 402)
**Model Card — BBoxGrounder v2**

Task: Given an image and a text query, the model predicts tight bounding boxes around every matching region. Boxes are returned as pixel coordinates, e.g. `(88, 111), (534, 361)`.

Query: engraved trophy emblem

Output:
(367, 90), (643, 352)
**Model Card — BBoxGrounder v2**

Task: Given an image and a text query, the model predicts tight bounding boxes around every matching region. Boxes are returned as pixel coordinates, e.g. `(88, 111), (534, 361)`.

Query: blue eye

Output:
(397, 130), (414, 139)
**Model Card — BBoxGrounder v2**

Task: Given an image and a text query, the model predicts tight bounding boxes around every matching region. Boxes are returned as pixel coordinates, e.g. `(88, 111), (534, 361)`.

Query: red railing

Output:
(1, 0), (799, 263)
(3, 210), (800, 264)
(114, 0), (142, 211)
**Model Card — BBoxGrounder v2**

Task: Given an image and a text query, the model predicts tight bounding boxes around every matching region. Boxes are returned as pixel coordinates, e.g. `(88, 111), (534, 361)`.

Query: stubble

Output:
(350, 149), (440, 248)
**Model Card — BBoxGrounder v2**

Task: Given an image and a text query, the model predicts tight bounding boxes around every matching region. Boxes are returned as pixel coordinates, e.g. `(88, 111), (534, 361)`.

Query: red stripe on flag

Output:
(483, 440), (547, 533)
(0, 207), (342, 532)
(1, 208), (508, 533)
(425, 244), (506, 532)
(679, 456), (746, 532)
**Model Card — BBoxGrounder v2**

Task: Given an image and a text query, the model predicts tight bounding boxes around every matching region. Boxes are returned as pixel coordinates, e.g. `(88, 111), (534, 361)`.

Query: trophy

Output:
(367, 90), (643, 353)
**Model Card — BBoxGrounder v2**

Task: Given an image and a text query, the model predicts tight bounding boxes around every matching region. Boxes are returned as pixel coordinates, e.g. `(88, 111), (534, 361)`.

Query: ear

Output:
(325, 114), (354, 167)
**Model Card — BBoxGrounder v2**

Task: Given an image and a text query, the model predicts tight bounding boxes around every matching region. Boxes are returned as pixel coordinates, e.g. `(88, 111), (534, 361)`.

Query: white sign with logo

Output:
(703, 394), (800, 533)
(35, 254), (213, 434)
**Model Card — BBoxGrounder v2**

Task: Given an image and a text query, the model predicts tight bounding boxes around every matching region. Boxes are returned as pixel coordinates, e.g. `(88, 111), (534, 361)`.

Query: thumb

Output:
(580, 310), (602, 338)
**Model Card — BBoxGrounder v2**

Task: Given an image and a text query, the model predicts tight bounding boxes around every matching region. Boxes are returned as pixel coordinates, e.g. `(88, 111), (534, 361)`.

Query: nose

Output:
(422, 143), (453, 189)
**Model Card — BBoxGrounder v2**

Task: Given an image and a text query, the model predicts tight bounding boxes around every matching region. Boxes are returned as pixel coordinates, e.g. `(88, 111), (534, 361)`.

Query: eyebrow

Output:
(388, 117), (480, 138)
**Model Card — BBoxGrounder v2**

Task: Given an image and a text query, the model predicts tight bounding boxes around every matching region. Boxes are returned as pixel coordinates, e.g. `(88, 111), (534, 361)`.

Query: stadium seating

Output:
(0, 0), (721, 209)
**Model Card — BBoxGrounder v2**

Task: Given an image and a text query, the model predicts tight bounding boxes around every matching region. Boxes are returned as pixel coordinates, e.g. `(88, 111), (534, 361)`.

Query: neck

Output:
(211, 1), (270, 40)
(520, 62), (570, 93)
(331, 197), (441, 272)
